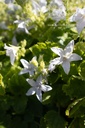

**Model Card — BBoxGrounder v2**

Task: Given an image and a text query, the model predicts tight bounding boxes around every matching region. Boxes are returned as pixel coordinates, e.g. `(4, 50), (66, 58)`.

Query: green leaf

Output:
(29, 122), (39, 128)
(16, 0), (27, 6)
(75, 42), (85, 56)
(41, 25), (64, 42)
(62, 76), (85, 98)
(48, 67), (59, 84)
(42, 91), (52, 104)
(40, 117), (46, 128)
(29, 41), (59, 63)
(54, 84), (70, 107)
(0, 51), (5, 55)
(44, 110), (66, 128)
(65, 97), (85, 118)
(78, 60), (85, 79)
(27, 98), (43, 117)
(8, 74), (28, 95)
(0, 86), (5, 96)
(0, 74), (5, 95)
(69, 116), (85, 128)
(0, 126), (6, 128)
(0, 41), (4, 49)
(12, 96), (27, 114)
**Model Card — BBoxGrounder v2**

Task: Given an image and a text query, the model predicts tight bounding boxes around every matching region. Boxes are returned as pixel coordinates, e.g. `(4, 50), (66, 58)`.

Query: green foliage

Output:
(0, 74), (5, 95)
(44, 110), (66, 128)
(69, 116), (85, 128)
(0, 0), (85, 128)
(29, 41), (59, 62)
(66, 97), (85, 118)
(63, 77), (85, 98)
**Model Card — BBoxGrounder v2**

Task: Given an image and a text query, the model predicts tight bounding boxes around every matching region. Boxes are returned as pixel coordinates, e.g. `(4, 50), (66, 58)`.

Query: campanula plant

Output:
(0, 0), (85, 128)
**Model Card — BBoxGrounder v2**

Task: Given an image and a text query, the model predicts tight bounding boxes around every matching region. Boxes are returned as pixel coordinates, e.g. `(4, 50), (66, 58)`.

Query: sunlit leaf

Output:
(65, 97), (85, 118)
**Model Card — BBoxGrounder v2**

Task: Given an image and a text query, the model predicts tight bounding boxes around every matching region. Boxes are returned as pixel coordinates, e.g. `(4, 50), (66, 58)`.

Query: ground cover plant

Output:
(0, 0), (85, 128)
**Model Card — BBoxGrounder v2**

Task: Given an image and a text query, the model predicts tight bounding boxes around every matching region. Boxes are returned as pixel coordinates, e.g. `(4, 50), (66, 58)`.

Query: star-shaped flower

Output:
(49, 40), (82, 74)
(14, 20), (34, 34)
(70, 8), (85, 34)
(50, 0), (65, 7)
(31, 0), (47, 15)
(26, 75), (52, 102)
(19, 57), (38, 76)
(51, 8), (66, 23)
(4, 44), (19, 65)
(49, 0), (66, 23)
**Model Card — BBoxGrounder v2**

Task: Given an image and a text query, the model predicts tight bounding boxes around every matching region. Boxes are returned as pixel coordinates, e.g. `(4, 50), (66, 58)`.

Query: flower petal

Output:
(70, 8), (82, 22)
(51, 47), (63, 56)
(36, 89), (42, 102)
(14, 20), (21, 24)
(50, 57), (62, 65)
(18, 22), (25, 29)
(36, 75), (42, 83)
(77, 19), (85, 34)
(69, 53), (82, 61)
(10, 52), (15, 65)
(26, 79), (36, 87)
(62, 60), (70, 74)
(20, 59), (29, 68)
(41, 84), (52, 92)
(24, 27), (29, 34)
(48, 63), (56, 72)
(31, 56), (37, 62)
(28, 70), (35, 76)
(4, 43), (10, 50)
(64, 40), (74, 55)
(26, 87), (35, 96)
(48, 57), (62, 71)
(19, 68), (29, 75)
(4, 44), (18, 65)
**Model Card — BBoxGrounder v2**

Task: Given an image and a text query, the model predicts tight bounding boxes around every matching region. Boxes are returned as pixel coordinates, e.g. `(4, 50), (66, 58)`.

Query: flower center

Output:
(63, 55), (68, 61)
(36, 81), (41, 89)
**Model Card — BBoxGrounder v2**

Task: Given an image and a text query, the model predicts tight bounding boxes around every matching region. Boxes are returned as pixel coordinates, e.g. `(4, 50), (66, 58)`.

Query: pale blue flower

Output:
(14, 19), (34, 34)
(50, 0), (65, 7)
(31, 0), (47, 15)
(51, 8), (66, 23)
(70, 8), (85, 34)
(4, 44), (19, 65)
(49, 40), (82, 74)
(19, 57), (37, 76)
(26, 75), (52, 102)
(49, 0), (66, 23)
(14, 20), (30, 34)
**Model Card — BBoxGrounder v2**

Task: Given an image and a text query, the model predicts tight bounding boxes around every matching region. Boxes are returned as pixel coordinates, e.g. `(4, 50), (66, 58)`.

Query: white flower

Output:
(4, 44), (19, 65)
(14, 20), (34, 34)
(19, 57), (38, 76)
(51, 8), (66, 23)
(70, 8), (85, 34)
(26, 75), (52, 102)
(7, 3), (21, 12)
(49, 40), (82, 74)
(50, 0), (64, 7)
(31, 0), (47, 15)
(49, 0), (66, 23)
